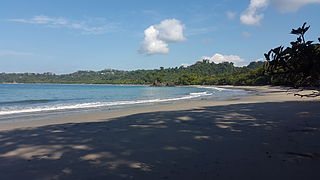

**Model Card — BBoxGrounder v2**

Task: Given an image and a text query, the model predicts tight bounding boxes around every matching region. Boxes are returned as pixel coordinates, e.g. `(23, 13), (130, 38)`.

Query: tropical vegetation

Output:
(1, 23), (319, 87)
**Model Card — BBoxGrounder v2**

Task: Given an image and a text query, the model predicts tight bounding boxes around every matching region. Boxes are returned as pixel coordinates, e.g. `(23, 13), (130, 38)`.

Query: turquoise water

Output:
(0, 84), (248, 119)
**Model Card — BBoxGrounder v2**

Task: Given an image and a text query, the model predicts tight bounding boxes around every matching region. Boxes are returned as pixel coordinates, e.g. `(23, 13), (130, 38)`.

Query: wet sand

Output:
(0, 86), (319, 179)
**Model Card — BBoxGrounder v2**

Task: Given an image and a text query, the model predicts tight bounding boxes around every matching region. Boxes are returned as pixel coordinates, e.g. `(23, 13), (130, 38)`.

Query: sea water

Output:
(0, 84), (248, 120)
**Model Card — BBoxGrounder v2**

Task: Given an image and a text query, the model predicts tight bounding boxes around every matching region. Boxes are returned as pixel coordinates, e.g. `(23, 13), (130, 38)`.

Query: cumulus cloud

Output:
(255, 57), (266, 61)
(139, 19), (185, 55)
(240, 0), (269, 25)
(155, 19), (186, 42)
(180, 63), (191, 67)
(140, 26), (169, 55)
(226, 11), (237, 20)
(271, 0), (320, 13)
(8, 15), (115, 35)
(240, 0), (320, 25)
(201, 53), (247, 66)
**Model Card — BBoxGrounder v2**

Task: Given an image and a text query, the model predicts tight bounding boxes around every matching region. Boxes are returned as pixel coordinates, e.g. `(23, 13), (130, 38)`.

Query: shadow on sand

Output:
(0, 101), (319, 180)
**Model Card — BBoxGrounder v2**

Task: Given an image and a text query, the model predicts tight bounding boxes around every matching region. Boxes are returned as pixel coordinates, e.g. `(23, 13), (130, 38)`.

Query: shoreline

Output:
(0, 82), (151, 86)
(0, 85), (319, 179)
(0, 85), (243, 123)
(0, 85), (318, 131)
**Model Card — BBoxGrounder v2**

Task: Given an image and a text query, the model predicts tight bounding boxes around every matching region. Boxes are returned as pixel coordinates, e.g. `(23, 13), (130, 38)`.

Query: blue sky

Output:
(0, 0), (319, 73)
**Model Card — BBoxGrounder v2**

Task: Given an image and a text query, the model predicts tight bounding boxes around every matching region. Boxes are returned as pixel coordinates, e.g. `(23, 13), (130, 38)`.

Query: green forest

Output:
(0, 61), (269, 85)
(1, 23), (319, 87)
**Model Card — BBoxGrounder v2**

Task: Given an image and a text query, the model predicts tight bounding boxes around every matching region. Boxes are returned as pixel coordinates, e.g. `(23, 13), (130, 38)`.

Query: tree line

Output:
(1, 23), (318, 87)
(0, 61), (266, 85)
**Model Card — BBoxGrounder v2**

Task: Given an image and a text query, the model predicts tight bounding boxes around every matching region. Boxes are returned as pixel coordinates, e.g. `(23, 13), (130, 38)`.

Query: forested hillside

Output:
(0, 61), (267, 85)
(2, 23), (318, 87)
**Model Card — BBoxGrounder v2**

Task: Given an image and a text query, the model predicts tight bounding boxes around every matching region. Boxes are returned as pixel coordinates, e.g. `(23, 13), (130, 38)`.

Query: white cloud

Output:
(139, 26), (169, 55)
(255, 57), (266, 61)
(226, 11), (237, 20)
(240, 0), (320, 25)
(180, 63), (191, 67)
(10, 15), (68, 25)
(155, 19), (185, 42)
(201, 53), (247, 66)
(8, 15), (115, 35)
(139, 19), (185, 55)
(271, 0), (320, 13)
(240, 0), (269, 25)
(0, 50), (34, 56)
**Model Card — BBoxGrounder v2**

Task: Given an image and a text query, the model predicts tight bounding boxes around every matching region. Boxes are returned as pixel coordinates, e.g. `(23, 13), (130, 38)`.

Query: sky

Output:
(0, 0), (319, 74)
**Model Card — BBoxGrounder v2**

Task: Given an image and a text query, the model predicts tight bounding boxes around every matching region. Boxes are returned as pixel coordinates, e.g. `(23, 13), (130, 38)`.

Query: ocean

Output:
(0, 84), (248, 120)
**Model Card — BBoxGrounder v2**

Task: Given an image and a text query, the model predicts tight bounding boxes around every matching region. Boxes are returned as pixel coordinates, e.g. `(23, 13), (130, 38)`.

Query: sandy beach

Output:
(0, 86), (319, 179)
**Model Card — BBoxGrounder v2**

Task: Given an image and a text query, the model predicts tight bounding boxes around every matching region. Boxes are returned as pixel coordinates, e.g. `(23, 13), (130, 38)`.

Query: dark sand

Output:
(0, 86), (319, 180)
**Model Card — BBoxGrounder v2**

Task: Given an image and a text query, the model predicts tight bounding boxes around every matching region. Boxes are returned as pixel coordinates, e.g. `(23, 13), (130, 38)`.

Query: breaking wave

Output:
(0, 91), (212, 116)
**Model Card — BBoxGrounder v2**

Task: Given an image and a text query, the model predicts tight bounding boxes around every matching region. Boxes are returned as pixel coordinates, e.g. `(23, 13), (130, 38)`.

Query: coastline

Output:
(0, 85), (319, 179)
(0, 85), (318, 131)
(0, 85), (240, 123)
(0, 82), (150, 86)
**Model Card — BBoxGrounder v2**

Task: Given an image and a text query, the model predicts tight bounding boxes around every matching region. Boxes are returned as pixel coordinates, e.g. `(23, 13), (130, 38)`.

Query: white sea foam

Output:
(0, 91), (211, 116)
(189, 92), (213, 96)
(198, 86), (244, 92)
(210, 87), (226, 91)
(198, 86), (227, 91)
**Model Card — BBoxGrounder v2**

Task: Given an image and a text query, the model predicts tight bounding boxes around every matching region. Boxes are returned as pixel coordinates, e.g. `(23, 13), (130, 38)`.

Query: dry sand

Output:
(0, 86), (319, 179)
